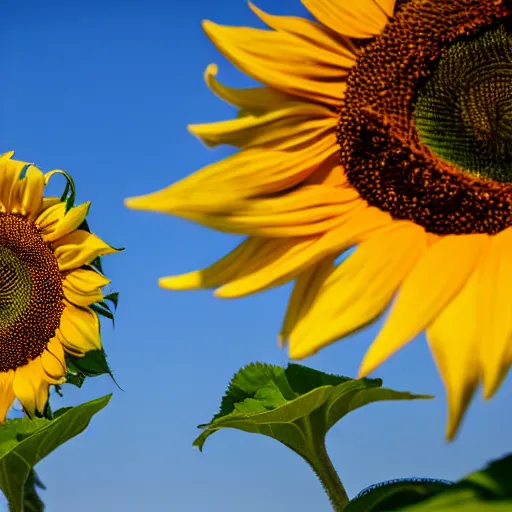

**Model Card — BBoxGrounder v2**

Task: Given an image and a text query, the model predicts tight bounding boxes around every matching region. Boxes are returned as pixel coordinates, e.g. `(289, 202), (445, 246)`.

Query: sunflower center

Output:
(0, 214), (64, 372)
(338, 0), (512, 235)
(415, 24), (512, 183)
(0, 246), (32, 326)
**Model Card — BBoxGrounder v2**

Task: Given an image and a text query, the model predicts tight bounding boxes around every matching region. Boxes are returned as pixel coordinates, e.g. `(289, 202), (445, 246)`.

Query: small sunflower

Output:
(126, 0), (512, 438)
(0, 151), (118, 421)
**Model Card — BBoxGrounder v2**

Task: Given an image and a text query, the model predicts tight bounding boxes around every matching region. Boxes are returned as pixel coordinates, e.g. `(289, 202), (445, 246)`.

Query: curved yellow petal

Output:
(63, 267), (110, 307)
(0, 152), (29, 213)
(144, 184), (361, 238)
(41, 196), (61, 211)
(125, 136), (338, 215)
(188, 103), (337, 150)
(477, 227), (512, 399)
(204, 64), (300, 112)
(36, 201), (67, 233)
(41, 202), (91, 242)
(202, 20), (351, 105)
(53, 230), (120, 271)
(302, 0), (394, 39)
(358, 234), (488, 377)
(249, 2), (357, 61)
(21, 166), (45, 219)
(377, 0), (397, 18)
(13, 359), (49, 416)
(160, 237), (287, 290)
(426, 273), (480, 440)
(41, 337), (67, 382)
(279, 255), (337, 346)
(0, 371), (15, 423)
(215, 205), (391, 298)
(58, 302), (102, 354)
(289, 221), (427, 358)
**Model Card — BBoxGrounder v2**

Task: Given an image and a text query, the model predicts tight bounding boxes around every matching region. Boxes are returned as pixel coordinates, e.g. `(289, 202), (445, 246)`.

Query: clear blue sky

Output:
(2, 0), (511, 510)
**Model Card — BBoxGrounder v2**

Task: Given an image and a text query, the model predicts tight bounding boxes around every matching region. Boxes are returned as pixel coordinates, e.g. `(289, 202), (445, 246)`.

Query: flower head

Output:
(126, 0), (512, 439)
(0, 151), (118, 420)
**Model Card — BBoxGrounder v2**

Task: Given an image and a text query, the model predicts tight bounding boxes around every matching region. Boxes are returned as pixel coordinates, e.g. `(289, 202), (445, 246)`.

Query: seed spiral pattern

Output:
(338, 0), (512, 235)
(415, 24), (512, 183)
(0, 246), (32, 327)
(0, 214), (64, 372)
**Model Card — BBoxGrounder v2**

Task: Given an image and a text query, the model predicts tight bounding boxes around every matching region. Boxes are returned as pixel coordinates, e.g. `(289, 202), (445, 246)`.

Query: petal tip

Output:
(124, 195), (150, 211)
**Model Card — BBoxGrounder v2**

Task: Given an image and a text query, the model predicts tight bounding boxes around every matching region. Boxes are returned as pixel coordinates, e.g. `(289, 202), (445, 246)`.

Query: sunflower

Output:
(0, 151), (118, 421)
(126, 0), (512, 439)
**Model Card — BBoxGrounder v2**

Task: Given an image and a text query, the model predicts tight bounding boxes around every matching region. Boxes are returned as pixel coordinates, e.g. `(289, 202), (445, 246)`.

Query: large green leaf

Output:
(0, 395), (111, 512)
(194, 363), (431, 460)
(396, 455), (512, 511)
(345, 478), (452, 511)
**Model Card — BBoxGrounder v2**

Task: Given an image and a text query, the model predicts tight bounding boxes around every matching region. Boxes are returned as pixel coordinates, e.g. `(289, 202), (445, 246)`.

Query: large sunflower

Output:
(126, 0), (512, 439)
(0, 151), (117, 421)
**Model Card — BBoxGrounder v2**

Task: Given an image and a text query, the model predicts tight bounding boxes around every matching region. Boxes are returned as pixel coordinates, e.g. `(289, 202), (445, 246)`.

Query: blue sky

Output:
(2, 0), (511, 510)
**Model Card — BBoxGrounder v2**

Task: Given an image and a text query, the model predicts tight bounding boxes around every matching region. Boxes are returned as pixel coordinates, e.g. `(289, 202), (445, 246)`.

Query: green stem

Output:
(307, 440), (350, 511)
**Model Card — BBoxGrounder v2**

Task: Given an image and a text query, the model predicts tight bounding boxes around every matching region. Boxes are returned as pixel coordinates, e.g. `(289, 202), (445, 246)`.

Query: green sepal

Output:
(77, 217), (91, 233)
(194, 363), (432, 454)
(395, 455), (512, 511)
(23, 470), (45, 512)
(63, 363), (86, 388)
(89, 256), (103, 274)
(66, 350), (121, 390)
(346, 478), (452, 512)
(103, 292), (119, 311)
(0, 395), (111, 512)
(91, 302), (115, 324)
(19, 164), (32, 180)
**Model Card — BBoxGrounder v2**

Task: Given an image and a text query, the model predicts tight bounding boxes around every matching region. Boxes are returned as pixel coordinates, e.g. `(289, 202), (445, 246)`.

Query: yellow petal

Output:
(477, 227), (512, 399)
(41, 196), (61, 211)
(359, 234), (488, 377)
(162, 186), (362, 238)
(289, 221), (427, 358)
(0, 371), (15, 423)
(188, 103), (337, 150)
(53, 229), (120, 271)
(41, 337), (67, 382)
(161, 237), (288, 290)
(63, 268), (110, 307)
(41, 202), (91, 242)
(36, 201), (67, 233)
(125, 136), (338, 214)
(377, 0), (397, 18)
(13, 359), (49, 416)
(202, 20), (351, 105)
(21, 166), (45, 219)
(249, 3), (357, 62)
(302, 0), (394, 39)
(204, 63), (300, 112)
(58, 302), (102, 354)
(279, 255), (337, 346)
(215, 205), (391, 298)
(0, 152), (29, 213)
(426, 273), (480, 440)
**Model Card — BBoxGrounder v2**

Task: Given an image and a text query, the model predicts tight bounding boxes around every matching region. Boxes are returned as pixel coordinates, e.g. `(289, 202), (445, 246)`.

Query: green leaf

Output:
(194, 363), (432, 458)
(23, 471), (45, 512)
(346, 479), (452, 512)
(396, 455), (512, 511)
(0, 395), (111, 512)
